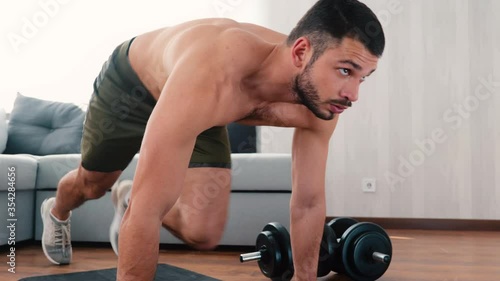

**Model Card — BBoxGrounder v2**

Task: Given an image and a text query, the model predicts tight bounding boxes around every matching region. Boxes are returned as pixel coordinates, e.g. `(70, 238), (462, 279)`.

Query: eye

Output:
(360, 76), (366, 82)
(339, 68), (351, 76)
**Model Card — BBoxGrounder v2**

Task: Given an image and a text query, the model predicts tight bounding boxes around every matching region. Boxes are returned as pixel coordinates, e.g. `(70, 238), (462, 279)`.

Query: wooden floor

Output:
(1, 229), (499, 281)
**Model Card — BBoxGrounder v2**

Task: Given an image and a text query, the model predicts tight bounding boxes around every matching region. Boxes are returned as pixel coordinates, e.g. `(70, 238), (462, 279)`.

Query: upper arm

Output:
(291, 116), (339, 206)
(131, 52), (221, 212)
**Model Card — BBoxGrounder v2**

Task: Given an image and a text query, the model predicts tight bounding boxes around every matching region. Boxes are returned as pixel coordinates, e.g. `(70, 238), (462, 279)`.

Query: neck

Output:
(243, 43), (298, 104)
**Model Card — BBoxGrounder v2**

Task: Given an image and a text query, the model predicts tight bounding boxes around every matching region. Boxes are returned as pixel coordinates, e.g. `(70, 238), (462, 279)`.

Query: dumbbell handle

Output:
(240, 251), (262, 262)
(243, 248), (389, 266)
(372, 252), (391, 264)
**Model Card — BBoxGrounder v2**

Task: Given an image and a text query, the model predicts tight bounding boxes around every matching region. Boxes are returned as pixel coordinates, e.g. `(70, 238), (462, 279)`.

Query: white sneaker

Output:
(40, 197), (72, 265)
(109, 180), (133, 256)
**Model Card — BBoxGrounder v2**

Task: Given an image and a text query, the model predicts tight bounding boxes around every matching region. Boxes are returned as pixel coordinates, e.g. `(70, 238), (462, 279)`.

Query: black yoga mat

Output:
(18, 263), (221, 281)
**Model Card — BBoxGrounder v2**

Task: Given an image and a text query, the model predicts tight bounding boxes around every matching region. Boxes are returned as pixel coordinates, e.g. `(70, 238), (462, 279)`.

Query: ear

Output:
(291, 37), (312, 68)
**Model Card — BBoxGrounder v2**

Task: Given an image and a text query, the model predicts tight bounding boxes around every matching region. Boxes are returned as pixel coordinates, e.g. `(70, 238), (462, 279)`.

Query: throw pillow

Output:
(4, 93), (85, 155)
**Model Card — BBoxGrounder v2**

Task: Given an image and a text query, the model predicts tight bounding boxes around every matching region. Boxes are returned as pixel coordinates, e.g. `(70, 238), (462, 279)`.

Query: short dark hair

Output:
(287, 0), (385, 62)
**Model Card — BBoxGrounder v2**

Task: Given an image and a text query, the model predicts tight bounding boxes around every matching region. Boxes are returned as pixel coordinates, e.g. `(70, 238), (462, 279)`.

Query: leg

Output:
(162, 167), (232, 250)
(116, 167), (230, 280)
(117, 124), (230, 279)
(41, 37), (157, 265)
(161, 125), (233, 250)
(40, 164), (121, 264)
(51, 165), (121, 220)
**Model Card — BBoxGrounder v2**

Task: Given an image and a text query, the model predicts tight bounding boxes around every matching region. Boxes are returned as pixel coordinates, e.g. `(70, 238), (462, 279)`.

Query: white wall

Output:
(0, 0), (268, 111)
(258, 0), (500, 220)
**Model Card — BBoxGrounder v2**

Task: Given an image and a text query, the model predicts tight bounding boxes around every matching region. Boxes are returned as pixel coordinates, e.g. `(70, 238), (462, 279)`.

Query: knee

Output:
(81, 179), (110, 199)
(182, 223), (225, 251)
(186, 234), (220, 251)
(78, 169), (121, 200)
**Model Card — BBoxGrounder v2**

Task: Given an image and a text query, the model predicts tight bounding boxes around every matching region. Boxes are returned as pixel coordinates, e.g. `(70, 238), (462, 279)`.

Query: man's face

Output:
(292, 37), (379, 120)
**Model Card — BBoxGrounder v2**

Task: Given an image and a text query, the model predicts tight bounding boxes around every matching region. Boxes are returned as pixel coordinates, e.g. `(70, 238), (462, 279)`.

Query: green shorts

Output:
(81, 38), (231, 172)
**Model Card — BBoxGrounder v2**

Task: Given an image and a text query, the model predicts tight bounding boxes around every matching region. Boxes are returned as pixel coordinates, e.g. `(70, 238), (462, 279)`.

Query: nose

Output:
(340, 81), (360, 102)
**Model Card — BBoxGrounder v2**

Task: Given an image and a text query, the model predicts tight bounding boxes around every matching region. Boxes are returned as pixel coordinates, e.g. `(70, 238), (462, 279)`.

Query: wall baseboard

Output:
(326, 217), (500, 231)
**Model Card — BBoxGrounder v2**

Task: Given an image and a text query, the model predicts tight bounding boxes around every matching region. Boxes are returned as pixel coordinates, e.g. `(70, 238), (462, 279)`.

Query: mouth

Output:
(330, 103), (347, 114)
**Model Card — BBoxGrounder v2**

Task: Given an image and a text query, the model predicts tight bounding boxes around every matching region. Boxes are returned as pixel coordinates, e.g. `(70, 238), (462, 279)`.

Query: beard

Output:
(292, 64), (334, 120)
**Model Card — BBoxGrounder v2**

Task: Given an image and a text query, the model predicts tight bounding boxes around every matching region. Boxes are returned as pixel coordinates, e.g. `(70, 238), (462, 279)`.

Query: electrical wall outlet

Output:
(362, 178), (376, 193)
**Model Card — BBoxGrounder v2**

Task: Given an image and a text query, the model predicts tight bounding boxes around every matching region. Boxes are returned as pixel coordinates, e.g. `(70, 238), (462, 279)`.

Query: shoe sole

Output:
(41, 199), (65, 265)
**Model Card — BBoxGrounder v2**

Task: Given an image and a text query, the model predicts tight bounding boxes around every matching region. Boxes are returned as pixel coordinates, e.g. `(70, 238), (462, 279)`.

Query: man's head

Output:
(287, 0), (385, 120)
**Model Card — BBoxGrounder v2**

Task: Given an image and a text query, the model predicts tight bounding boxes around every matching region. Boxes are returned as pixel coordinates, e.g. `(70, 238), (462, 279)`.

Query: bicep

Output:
(140, 63), (216, 168)
(132, 62), (218, 209)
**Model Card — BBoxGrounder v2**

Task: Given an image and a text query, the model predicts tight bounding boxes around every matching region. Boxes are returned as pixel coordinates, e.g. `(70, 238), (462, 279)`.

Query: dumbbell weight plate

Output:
(262, 222), (294, 280)
(341, 222), (392, 281)
(328, 217), (360, 238)
(327, 217), (359, 273)
(317, 225), (336, 277)
(256, 230), (282, 278)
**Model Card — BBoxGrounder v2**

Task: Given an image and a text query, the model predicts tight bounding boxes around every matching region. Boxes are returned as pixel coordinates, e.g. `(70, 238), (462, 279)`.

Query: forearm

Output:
(290, 200), (326, 281)
(117, 205), (161, 281)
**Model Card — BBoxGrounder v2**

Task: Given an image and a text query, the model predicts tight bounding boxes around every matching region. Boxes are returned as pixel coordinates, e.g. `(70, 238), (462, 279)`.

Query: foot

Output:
(40, 197), (72, 265)
(110, 180), (133, 256)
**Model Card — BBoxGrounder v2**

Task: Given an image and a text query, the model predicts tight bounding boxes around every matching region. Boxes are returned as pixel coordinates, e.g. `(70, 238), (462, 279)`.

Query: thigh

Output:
(183, 124), (232, 217)
(180, 167), (232, 220)
(162, 167), (231, 238)
(182, 125), (232, 222)
(162, 126), (232, 239)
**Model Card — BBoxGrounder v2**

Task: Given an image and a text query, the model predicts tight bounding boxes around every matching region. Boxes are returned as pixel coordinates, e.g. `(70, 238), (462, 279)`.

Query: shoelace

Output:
(53, 223), (71, 256)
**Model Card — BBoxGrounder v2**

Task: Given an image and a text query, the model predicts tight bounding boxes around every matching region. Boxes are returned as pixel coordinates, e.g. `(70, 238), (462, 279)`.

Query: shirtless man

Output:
(40, 0), (384, 280)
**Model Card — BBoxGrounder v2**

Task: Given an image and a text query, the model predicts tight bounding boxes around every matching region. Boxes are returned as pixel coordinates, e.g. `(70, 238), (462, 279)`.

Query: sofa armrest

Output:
(0, 154), (38, 191)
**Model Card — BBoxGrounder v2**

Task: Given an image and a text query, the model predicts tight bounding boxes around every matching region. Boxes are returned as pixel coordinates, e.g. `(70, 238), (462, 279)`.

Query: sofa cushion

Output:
(0, 154), (38, 191)
(231, 154), (292, 191)
(35, 154), (81, 189)
(4, 94), (85, 155)
(0, 108), (7, 153)
(35, 153), (292, 192)
(120, 153), (292, 191)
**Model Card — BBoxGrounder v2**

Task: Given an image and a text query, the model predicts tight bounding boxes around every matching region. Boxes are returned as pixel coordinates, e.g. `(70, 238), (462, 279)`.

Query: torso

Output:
(128, 18), (313, 128)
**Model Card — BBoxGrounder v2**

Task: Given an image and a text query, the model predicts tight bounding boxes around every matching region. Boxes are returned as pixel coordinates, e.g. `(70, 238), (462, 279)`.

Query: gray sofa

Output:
(0, 153), (291, 247)
(0, 95), (292, 247)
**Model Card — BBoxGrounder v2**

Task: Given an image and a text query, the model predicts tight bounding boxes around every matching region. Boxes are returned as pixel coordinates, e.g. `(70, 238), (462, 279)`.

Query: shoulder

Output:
(214, 26), (279, 75)
(157, 22), (270, 82)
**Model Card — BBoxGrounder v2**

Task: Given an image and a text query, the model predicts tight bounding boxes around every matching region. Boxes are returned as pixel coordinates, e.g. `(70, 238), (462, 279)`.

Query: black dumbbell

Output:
(328, 217), (360, 274)
(317, 224), (337, 277)
(329, 218), (392, 281)
(239, 222), (294, 280)
(240, 222), (336, 279)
